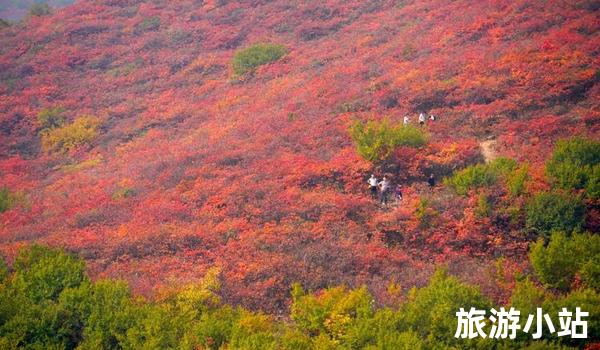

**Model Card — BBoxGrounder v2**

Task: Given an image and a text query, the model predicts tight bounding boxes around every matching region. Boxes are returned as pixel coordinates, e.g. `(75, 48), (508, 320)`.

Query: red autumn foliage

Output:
(0, 0), (598, 313)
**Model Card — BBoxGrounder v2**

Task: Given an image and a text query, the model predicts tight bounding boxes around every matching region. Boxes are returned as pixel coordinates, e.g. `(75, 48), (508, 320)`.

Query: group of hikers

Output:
(367, 173), (436, 207)
(404, 112), (436, 127)
(367, 113), (438, 207)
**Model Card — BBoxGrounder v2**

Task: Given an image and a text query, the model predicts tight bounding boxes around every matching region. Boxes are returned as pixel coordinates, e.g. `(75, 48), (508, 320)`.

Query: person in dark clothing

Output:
(427, 173), (435, 188)
(378, 176), (391, 206)
(394, 184), (403, 206)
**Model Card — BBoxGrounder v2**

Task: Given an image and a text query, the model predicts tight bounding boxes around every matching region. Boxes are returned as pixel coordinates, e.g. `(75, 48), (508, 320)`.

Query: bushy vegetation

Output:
(509, 278), (600, 347)
(520, 232), (600, 348)
(0, 0), (599, 336)
(525, 191), (585, 238)
(134, 16), (160, 34)
(444, 157), (518, 195)
(28, 3), (51, 17)
(546, 137), (600, 199)
(507, 163), (530, 197)
(4, 245), (596, 349)
(530, 231), (600, 292)
(112, 186), (135, 200)
(41, 116), (100, 154)
(348, 118), (428, 163)
(36, 106), (65, 132)
(231, 43), (287, 75)
(0, 187), (14, 213)
(475, 192), (492, 218)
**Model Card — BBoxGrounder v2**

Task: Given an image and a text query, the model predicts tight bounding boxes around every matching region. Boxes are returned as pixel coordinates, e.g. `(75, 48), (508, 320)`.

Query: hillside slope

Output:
(0, 0), (75, 21)
(0, 0), (598, 312)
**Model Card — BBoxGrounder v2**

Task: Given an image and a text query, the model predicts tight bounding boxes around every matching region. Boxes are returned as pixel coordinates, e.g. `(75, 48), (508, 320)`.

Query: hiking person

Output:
(427, 173), (435, 188)
(378, 176), (391, 205)
(403, 115), (410, 126)
(429, 114), (436, 122)
(419, 112), (426, 127)
(368, 174), (378, 199)
(394, 184), (403, 206)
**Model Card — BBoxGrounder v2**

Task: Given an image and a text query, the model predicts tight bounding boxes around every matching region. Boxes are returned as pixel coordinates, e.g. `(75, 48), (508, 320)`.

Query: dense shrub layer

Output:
(444, 157), (518, 195)
(231, 43), (287, 75)
(349, 118), (428, 163)
(525, 191), (585, 238)
(41, 116), (100, 154)
(1, 245), (598, 349)
(546, 137), (600, 199)
(530, 231), (600, 291)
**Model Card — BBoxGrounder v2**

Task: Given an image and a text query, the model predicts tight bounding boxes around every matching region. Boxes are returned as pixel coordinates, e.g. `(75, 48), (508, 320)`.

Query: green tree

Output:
(229, 311), (278, 350)
(291, 284), (374, 344)
(530, 232), (600, 291)
(546, 137), (600, 199)
(525, 192), (585, 237)
(11, 245), (87, 303)
(195, 306), (240, 350)
(232, 43), (287, 75)
(507, 163), (530, 196)
(444, 157), (518, 195)
(545, 288), (600, 346)
(399, 268), (491, 347)
(59, 280), (133, 349)
(348, 118), (427, 163)
(0, 246), (88, 349)
(510, 278), (550, 321)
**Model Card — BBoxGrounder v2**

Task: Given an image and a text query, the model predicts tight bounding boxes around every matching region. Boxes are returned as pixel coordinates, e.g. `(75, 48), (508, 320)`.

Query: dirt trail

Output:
(480, 139), (497, 163)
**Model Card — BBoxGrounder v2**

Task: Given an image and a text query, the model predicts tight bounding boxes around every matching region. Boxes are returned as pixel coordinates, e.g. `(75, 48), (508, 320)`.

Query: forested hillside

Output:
(0, 0), (599, 347)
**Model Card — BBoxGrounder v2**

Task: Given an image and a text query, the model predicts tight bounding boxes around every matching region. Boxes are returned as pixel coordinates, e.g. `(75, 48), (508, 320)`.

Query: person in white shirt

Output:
(429, 114), (436, 121)
(367, 174), (378, 198)
(419, 112), (426, 126)
(403, 116), (410, 126)
(378, 176), (391, 205)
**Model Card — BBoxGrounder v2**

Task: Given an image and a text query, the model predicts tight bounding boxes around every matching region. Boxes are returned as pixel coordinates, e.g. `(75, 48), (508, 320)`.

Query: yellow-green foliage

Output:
(509, 278), (600, 348)
(415, 197), (438, 228)
(475, 192), (492, 218)
(0, 188), (27, 213)
(530, 231), (600, 291)
(525, 191), (585, 237)
(0, 187), (14, 213)
(348, 118), (428, 163)
(291, 283), (373, 343)
(400, 268), (491, 347)
(3, 245), (598, 349)
(36, 106), (65, 131)
(41, 116), (100, 154)
(546, 137), (600, 199)
(507, 163), (529, 196)
(61, 156), (103, 173)
(112, 186), (136, 200)
(28, 3), (51, 17)
(444, 157), (519, 195)
(232, 43), (287, 75)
